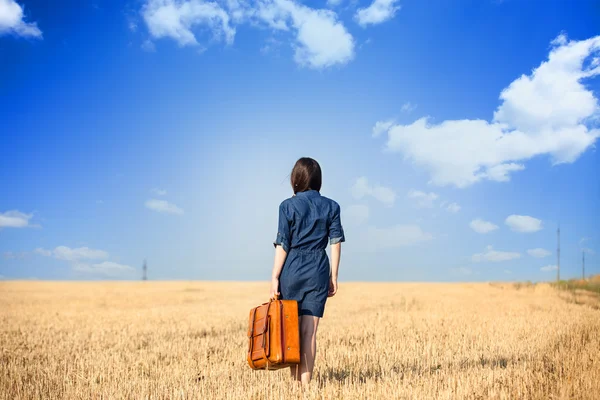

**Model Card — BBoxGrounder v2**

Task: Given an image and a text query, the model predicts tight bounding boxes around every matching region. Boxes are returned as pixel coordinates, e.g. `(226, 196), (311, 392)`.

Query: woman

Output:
(269, 157), (345, 385)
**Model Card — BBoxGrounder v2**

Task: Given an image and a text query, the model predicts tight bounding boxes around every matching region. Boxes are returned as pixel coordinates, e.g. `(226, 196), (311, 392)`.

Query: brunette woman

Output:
(270, 157), (345, 385)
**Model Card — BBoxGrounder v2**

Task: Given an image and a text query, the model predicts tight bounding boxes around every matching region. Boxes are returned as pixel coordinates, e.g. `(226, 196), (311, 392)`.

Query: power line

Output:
(142, 259), (147, 281)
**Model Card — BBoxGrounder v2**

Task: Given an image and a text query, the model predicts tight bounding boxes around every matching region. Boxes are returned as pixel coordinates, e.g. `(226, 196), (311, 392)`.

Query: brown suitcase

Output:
(247, 296), (300, 370)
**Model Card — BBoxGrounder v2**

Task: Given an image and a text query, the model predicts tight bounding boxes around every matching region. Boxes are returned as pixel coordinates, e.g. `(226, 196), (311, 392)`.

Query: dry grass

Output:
(1, 281), (599, 399)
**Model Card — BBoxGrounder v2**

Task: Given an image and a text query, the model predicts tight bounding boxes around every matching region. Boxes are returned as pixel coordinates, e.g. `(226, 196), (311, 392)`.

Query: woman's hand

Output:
(328, 278), (338, 297)
(270, 278), (280, 300)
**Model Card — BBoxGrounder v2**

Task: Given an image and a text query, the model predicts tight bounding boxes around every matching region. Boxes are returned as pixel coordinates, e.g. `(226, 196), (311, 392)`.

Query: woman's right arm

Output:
(270, 245), (287, 299)
(271, 202), (291, 299)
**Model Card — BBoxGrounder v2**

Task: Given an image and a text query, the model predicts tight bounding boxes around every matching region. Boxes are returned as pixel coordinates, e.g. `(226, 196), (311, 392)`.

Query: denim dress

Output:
(273, 189), (345, 318)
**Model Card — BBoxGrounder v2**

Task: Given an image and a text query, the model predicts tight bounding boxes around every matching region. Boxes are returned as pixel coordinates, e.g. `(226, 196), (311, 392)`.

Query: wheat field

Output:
(1, 281), (599, 399)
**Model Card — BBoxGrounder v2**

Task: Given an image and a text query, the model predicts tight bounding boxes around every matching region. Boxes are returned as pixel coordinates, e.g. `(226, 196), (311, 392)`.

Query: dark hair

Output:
(290, 157), (322, 194)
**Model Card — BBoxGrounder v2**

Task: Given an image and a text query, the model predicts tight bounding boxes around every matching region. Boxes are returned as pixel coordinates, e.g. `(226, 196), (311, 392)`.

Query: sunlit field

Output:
(1, 280), (599, 399)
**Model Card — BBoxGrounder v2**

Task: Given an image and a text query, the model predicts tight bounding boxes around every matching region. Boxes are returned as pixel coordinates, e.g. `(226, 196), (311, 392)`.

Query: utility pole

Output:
(556, 226), (560, 282)
(582, 251), (585, 280)
(142, 259), (147, 281)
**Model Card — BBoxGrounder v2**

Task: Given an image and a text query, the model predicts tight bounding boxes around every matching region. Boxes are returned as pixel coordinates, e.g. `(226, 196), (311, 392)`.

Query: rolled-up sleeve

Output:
(273, 202), (291, 252)
(328, 203), (345, 245)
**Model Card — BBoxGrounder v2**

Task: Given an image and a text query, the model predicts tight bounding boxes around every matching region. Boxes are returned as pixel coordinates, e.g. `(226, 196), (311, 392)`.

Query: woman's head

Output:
(290, 157), (322, 194)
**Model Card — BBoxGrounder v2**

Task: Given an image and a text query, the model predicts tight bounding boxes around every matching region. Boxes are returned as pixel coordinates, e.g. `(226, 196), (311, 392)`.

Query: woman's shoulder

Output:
(319, 195), (341, 212)
(278, 196), (294, 210)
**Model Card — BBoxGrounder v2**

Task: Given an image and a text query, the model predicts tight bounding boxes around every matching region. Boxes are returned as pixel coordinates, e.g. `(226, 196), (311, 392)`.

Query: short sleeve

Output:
(273, 202), (291, 252)
(328, 202), (345, 245)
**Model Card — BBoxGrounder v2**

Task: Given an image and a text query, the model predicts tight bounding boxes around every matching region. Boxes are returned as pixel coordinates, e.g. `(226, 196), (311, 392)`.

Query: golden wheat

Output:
(1, 281), (599, 399)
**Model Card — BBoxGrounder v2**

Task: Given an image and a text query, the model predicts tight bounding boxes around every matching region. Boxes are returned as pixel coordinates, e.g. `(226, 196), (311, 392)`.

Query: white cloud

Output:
(351, 177), (396, 206)
(3, 251), (26, 260)
(401, 102), (416, 113)
(0, 0), (42, 38)
(472, 245), (521, 262)
(355, 0), (401, 27)
(372, 120), (394, 137)
(407, 189), (438, 208)
(505, 215), (542, 233)
(469, 219), (499, 234)
(363, 224), (433, 251)
(326, 0), (343, 6)
(141, 39), (156, 52)
(527, 248), (551, 258)
(73, 261), (135, 276)
(142, 0), (355, 69)
(0, 210), (34, 228)
(34, 248), (51, 257)
(266, 0), (354, 69)
(36, 246), (109, 261)
(579, 237), (595, 254)
(54, 246), (108, 261)
(445, 202), (461, 213)
(143, 0), (235, 46)
(345, 204), (369, 225)
(129, 21), (138, 32)
(152, 188), (168, 195)
(145, 199), (184, 215)
(541, 264), (558, 272)
(374, 34), (600, 188)
(35, 246), (134, 277)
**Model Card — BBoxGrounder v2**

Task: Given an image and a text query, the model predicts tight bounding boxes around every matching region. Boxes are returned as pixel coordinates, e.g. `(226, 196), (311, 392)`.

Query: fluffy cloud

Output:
(35, 246), (134, 276)
(505, 215), (542, 233)
(579, 237), (595, 254)
(445, 202), (461, 213)
(345, 204), (369, 225)
(0, 0), (42, 38)
(401, 102), (416, 113)
(355, 0), (401, 27)
(351, 177), (396, 206)
(152, 188), (168, 195)
(145, 199), (184, 215)
(407, 189), (438, 208)
(33, 248), (51, 257)
(73, 261), (135, 276)
(35, 246), (109, 261)
(0, 210), (34, 228)
(540, 264), (558, 272)
(472, 245), (521, 262)
(256, 0), (354, 68)
(3, 251), (27, 260)
(374, 34), (600, 188)
(141, 39), (156, 52)
(469, 219), (499, 234)
(372, 120), (394, 137)
(142, 0), (354, 69)
(527, 248), (551, 258)
(143, 0), (235, 46)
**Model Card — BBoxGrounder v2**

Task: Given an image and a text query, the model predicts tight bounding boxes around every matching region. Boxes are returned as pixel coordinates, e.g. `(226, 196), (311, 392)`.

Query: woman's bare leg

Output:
(298, 315), (320, 385)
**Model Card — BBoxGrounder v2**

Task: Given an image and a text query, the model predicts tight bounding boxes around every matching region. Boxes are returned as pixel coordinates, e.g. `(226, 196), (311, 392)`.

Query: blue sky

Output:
(1, 0), (599, 282)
